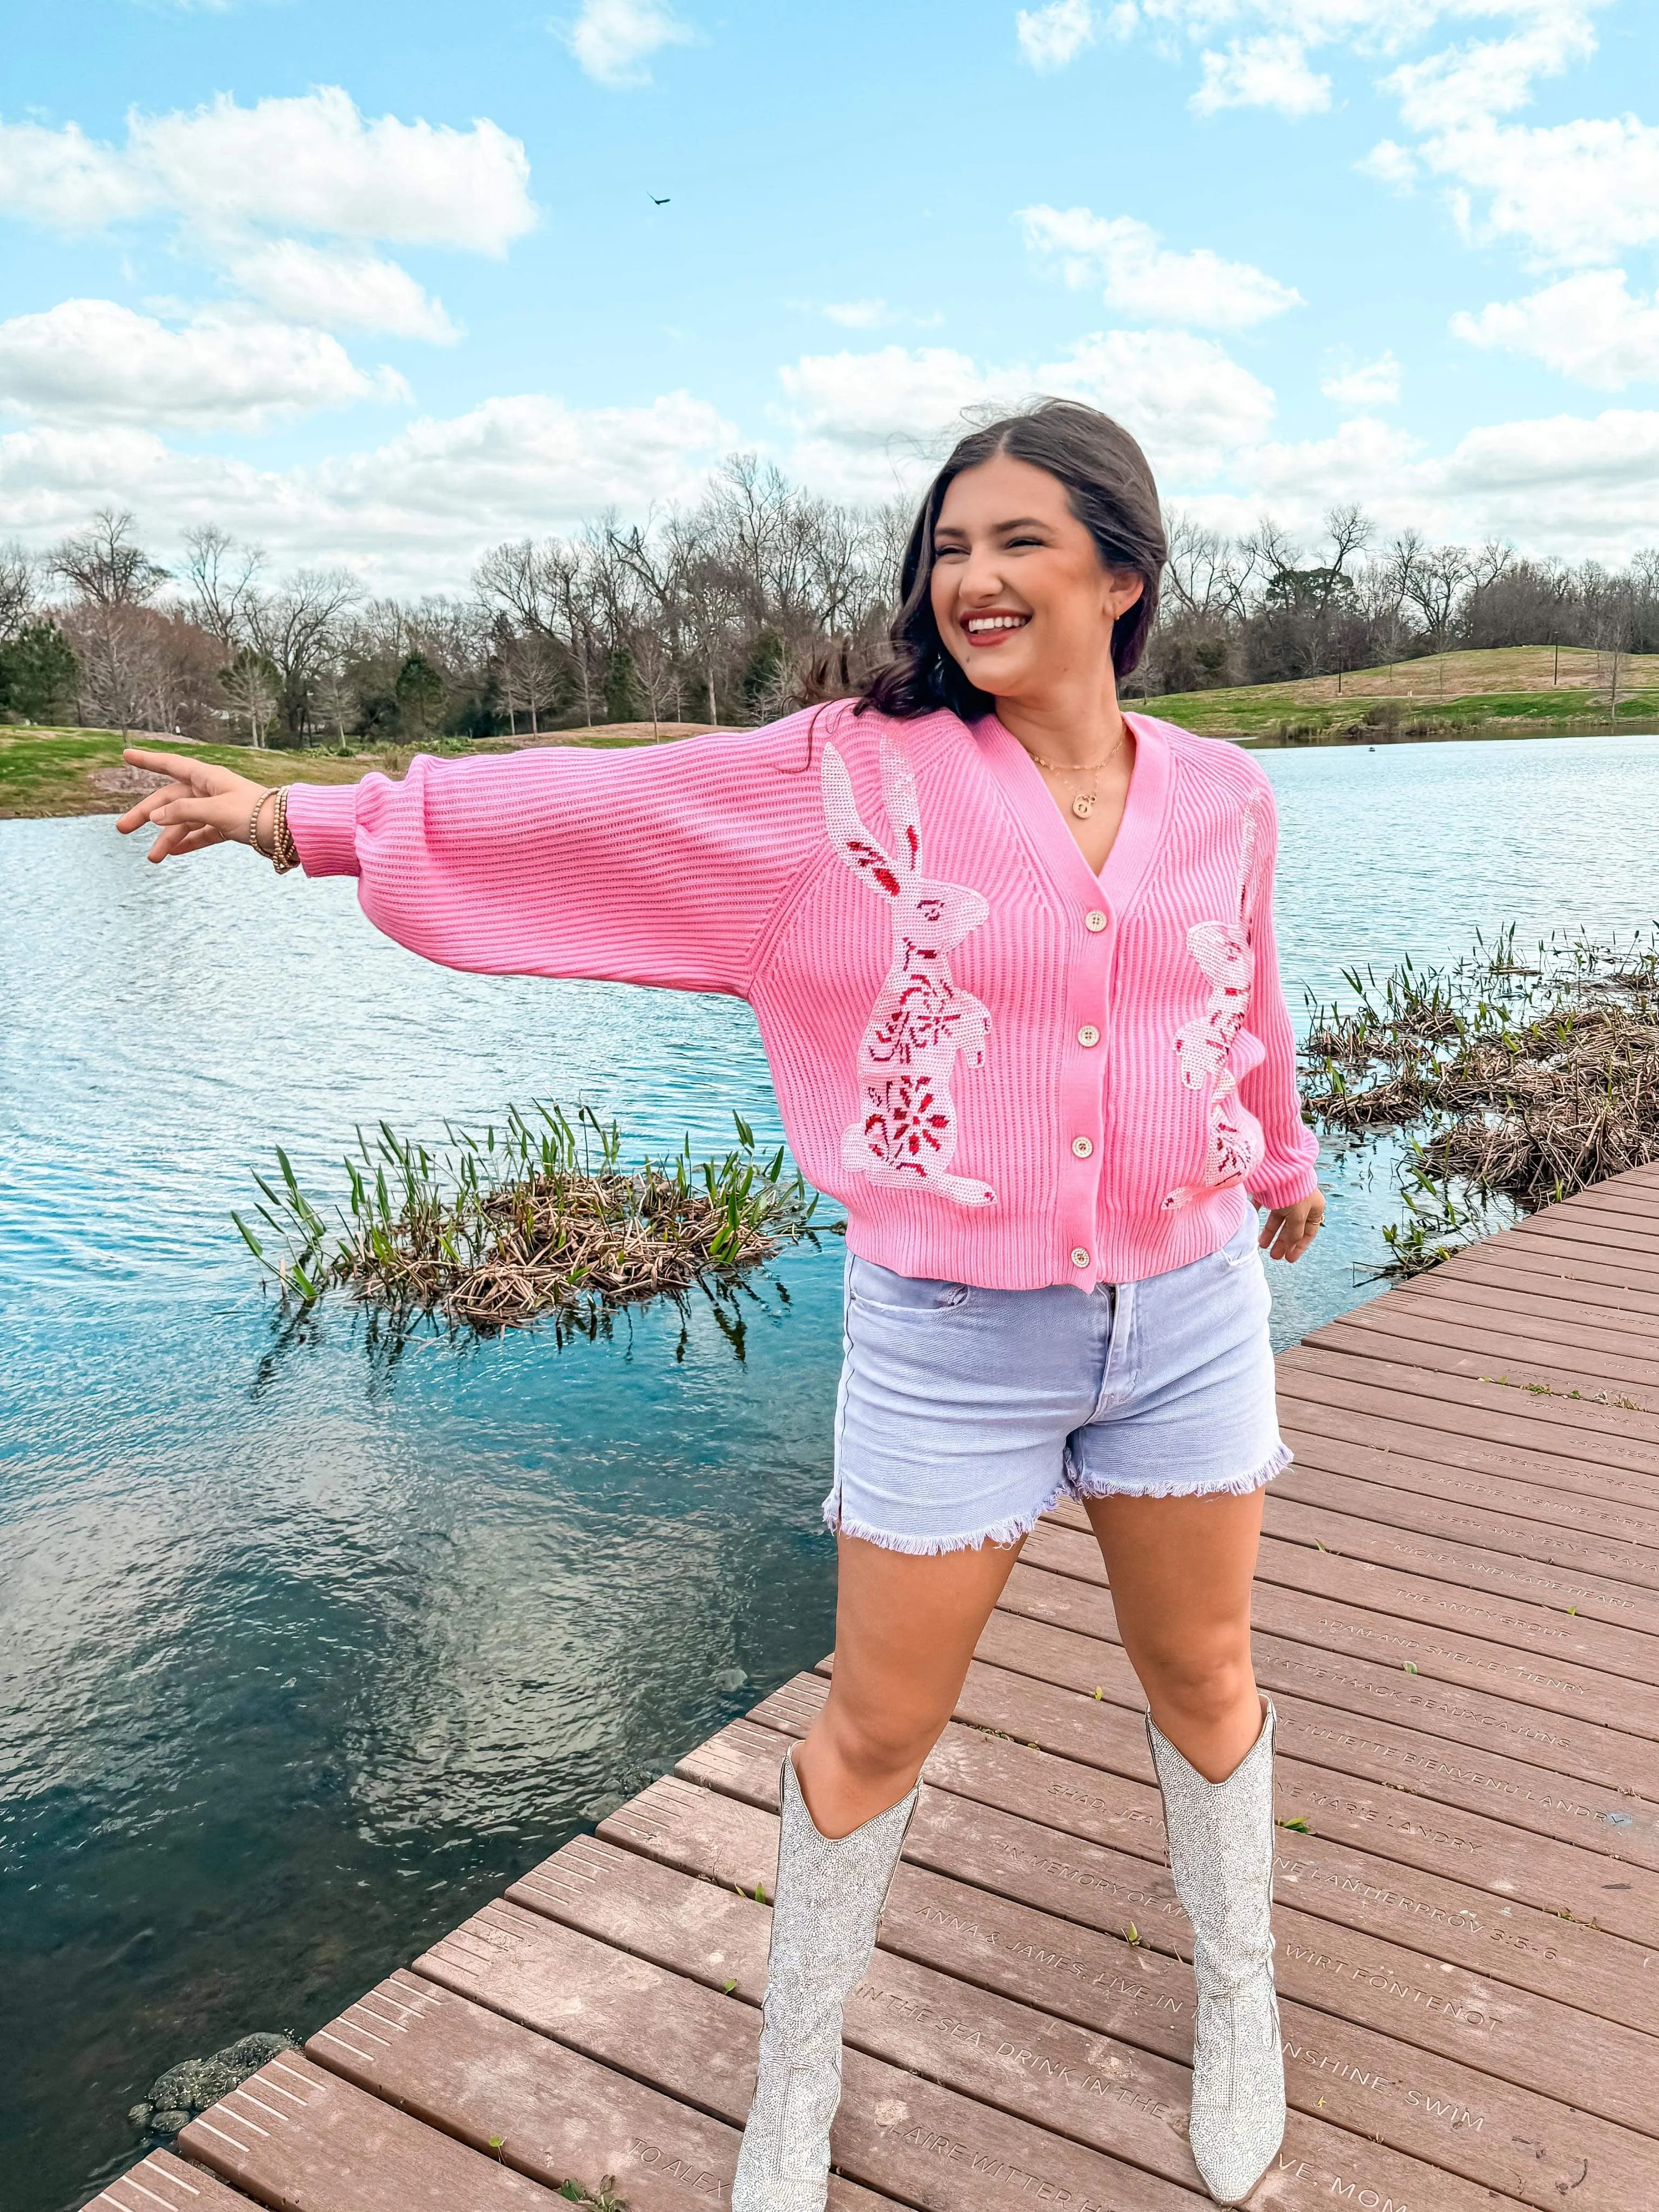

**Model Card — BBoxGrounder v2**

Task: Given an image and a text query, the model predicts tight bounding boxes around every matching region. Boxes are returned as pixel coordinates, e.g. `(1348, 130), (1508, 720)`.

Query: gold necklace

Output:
(1020, 726), (1126, 819)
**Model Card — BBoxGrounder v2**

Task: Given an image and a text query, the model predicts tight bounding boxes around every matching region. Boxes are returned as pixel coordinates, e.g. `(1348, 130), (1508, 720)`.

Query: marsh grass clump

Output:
(1301, 925), (1659, 1273)
(235, 1102), (825, 1331)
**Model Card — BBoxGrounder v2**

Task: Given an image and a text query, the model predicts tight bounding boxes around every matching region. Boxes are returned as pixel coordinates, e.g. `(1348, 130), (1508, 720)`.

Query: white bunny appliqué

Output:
(1166, 790), (1267, 1208)
(822, 737), (995, 1206)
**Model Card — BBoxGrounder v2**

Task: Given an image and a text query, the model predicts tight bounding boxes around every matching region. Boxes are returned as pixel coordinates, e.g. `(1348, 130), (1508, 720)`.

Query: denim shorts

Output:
(824, 1210), (1289, 1555)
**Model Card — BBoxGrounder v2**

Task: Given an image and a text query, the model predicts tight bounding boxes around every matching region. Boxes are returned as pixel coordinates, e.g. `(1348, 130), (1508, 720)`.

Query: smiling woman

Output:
(113, 391), (1321, 2209)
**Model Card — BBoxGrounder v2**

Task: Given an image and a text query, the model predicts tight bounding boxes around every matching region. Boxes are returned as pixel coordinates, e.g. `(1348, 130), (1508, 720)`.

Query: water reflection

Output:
(4, 732), (1658, 2210)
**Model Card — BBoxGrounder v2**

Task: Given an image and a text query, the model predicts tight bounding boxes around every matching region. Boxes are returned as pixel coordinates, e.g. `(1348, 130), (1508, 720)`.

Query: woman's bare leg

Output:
(1083, 1488), (1266, 1780)
(793, 1531), (1026, 1837)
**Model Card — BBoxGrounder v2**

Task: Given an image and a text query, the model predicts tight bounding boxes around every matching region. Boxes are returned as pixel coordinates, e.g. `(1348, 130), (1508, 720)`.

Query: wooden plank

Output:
(1277, 1393), (1659, 1516)
(1027, 1516), (1659, 1682)
(1394, 1271), (1659, 1361)
(462, 1855), (1209, 2212)
(970, 1607), (1659, 1879)
(1262, 1492), (1659, 1629)
(1283, 1353), (1659, 1478)
(1305, 1318), (1659, 1413)
(579, 1777), (1659, 2209)
(999, 1554), (1659, 1766)
(91, 2150), (268, 2212)
(1455, 1238), (1659, 1304)
(1309, 1300), (1659, 1395)
(308, 1963), (891, 2210)
(1446, 1248), (1659, 1319)
(512, 1831), (1530, 2212)
(1265, 1455), (1659, 1596)
(177, 2051), (560, 2209)
(683, 1710), (1658, 2032)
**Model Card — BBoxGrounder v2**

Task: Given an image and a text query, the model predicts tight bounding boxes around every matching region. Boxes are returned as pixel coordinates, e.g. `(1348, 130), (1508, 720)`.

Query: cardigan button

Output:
(1084, 909), (1109, 933)
(1070, 1247), (1091, 1269)
(1071, 1136), (1094, 1158)
(1077, 1024), (1101, 1047)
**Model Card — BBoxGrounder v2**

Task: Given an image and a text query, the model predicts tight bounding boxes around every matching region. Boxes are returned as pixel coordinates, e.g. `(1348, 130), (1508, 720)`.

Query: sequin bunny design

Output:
(822, 738), (995, 1205)
(1165, 790), (1267, 1209)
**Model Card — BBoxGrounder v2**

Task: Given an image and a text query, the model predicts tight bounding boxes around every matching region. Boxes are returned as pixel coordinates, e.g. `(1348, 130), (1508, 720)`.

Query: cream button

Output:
(1077, 1024), (1101, 1047)
(1071, 1136), (1094, 1158)
(1070, 1247), (1091, 1269)
(1084, 909), (1109, 933)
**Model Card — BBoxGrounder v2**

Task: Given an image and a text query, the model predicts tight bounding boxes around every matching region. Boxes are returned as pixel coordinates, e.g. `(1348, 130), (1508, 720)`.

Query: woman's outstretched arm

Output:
(117, 722), (833, 1000)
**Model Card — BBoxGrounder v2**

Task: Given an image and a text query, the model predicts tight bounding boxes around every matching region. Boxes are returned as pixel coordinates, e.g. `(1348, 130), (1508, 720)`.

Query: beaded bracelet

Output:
(271, 784), (300, 874)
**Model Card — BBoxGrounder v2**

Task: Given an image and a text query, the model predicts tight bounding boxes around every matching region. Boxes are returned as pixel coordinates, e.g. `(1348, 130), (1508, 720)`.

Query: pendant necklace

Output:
(1021, 726), (1126, 819)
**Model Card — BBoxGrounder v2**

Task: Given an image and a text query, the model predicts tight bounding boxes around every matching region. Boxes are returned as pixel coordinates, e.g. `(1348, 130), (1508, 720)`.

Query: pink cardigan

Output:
(287, 702), (1318, 1289)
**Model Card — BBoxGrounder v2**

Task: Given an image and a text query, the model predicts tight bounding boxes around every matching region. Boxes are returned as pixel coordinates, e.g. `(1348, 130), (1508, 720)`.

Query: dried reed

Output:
(235, 1102), (824, 1330)
(1301, 925), (1659, 1272)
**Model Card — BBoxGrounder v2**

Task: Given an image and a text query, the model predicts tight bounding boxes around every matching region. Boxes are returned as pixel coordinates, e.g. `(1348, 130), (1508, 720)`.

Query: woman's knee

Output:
(1134, 1636), (1255, 1723)
(820, 1684), (948, 1784)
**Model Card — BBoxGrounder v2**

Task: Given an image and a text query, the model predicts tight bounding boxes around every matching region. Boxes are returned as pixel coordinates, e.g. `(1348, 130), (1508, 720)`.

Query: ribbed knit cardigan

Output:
(286, 700), (1318, 1290)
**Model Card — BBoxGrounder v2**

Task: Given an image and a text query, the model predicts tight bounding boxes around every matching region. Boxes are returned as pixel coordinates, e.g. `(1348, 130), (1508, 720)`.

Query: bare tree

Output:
(248, 569), (359, 740)
(0, 543), (37, 641)
(49, 510), (167, 607)
(180, 526), (266, 646)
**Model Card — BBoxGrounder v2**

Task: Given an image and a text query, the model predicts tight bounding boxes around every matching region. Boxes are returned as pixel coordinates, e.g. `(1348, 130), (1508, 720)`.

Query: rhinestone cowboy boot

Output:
(1148, 1701), (1286, 2204)
(731, 1746), (920, 2211)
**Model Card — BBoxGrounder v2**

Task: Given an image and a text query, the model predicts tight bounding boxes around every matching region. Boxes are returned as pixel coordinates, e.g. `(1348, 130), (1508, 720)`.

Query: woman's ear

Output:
(1107, 570), (1145, 619)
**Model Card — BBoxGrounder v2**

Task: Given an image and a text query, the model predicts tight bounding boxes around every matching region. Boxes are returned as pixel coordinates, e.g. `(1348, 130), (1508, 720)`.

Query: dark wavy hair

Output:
(858, 399), (1167, 721)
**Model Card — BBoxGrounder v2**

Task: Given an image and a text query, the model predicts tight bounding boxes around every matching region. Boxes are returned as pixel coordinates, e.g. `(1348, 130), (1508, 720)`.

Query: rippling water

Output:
(4, 732), (1658, 2210)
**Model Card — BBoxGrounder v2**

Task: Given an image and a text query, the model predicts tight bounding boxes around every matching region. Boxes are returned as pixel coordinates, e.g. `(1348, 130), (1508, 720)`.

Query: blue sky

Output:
(3, 0), (1657, 590)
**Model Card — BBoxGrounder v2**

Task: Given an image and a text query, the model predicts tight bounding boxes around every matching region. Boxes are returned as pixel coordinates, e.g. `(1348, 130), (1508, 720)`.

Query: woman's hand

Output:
(116, 749), (274, 862)
(1258, 1190), (1325, 1263)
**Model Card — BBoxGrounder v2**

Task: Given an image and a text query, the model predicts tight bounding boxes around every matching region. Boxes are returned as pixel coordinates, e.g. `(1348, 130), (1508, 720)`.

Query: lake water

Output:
(4, 732), (1658, 2211)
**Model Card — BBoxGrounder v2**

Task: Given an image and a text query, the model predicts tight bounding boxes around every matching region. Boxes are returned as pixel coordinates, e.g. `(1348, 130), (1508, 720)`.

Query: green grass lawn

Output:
(0, 721), (712, 819)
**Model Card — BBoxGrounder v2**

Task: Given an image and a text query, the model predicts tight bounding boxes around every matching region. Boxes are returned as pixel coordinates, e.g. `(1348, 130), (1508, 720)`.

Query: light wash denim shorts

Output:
(824, 1209), (1289, 1555)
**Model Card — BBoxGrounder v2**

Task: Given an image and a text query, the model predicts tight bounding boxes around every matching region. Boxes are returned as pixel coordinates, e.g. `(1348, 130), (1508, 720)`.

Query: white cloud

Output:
(778, 331), (1276, 498)
(822, 299), (893, 329)
(1191, 35), (1332, 116)
(227, 241), (458, 343)
(0, 389), (735, 591)
(1411, 110), (1659, 266)
(0, 89), (535, 253)
(1453, 268), (1659, 388)
(567, 0), (696, 86)
(0, 90), (532, 345)
(1359, 137), (1419, 189)
(1021, 204), (1303, 327)
(1017, 0), (1099, 70)
(0, 300), (407, 431)
(1321, 353), (1402, 406)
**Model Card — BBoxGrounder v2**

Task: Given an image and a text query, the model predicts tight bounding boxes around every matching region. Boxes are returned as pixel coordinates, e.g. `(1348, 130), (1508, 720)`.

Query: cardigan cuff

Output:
(285, 783), (363, 879)
(1246, 1157), (1321, 1211)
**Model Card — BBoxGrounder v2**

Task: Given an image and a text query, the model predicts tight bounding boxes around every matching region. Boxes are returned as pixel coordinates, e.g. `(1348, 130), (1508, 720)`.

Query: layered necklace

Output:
(1019, 721), (1127, 819)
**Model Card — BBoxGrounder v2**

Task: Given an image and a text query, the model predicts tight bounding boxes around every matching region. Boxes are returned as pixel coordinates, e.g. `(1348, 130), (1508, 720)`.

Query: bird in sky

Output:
(648, 192), (670, 205)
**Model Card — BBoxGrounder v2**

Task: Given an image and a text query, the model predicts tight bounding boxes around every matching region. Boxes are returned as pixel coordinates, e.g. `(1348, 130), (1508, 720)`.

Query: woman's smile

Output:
(961, 609), (1031, 646)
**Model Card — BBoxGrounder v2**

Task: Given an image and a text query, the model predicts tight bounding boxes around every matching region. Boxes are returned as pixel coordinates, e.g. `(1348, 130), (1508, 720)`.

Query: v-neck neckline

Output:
(974, 709), (1173, 919)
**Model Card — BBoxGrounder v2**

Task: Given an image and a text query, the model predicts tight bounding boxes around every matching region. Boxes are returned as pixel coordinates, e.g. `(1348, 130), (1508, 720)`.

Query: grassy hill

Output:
(1136, 644), (1659, 741)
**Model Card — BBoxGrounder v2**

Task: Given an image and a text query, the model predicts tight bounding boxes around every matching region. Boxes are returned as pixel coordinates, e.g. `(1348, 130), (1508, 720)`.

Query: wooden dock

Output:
(102, 1166), (1659, 2212)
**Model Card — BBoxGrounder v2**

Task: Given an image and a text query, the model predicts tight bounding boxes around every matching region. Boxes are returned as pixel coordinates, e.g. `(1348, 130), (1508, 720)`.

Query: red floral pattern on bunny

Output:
(1164, 790), (1269, 1210)
(822, 738), (995, 1206)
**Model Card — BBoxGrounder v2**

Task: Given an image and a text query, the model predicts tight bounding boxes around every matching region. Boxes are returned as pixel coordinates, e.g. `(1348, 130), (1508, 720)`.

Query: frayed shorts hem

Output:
(822, 1473), (1072, 1558)
(1067, 1439), (1292, 1506)
(824, 1444), (1290, 1556)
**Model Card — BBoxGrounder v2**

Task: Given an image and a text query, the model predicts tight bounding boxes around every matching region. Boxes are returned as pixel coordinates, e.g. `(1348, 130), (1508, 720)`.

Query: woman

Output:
(120, 399), (1323, 2209)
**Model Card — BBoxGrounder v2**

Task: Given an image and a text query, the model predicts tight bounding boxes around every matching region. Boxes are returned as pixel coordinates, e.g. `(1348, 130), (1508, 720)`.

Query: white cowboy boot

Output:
(1148, 1702), (1286, 2205)
(732, 1748), (919, 2212)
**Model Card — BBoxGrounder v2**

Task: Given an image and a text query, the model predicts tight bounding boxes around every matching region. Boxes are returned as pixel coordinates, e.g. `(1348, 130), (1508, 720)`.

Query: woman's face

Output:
(928, 451), (1143, 702)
